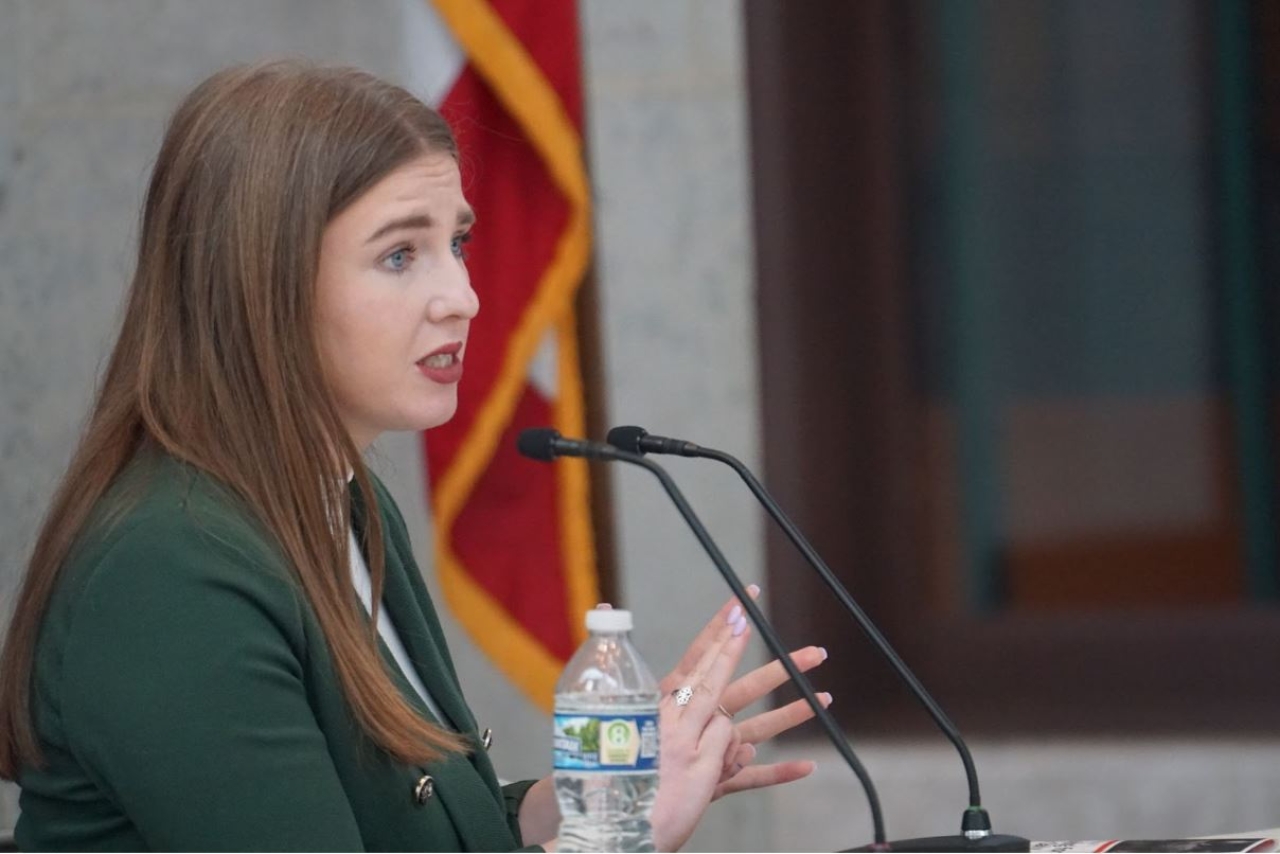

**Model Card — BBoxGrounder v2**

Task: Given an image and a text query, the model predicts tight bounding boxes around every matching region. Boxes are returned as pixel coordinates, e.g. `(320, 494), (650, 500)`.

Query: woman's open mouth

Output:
(416, 343), (464, 384)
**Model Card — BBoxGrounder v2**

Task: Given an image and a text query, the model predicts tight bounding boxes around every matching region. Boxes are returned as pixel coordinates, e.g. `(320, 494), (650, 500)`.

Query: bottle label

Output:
(553, 713), (659, 772)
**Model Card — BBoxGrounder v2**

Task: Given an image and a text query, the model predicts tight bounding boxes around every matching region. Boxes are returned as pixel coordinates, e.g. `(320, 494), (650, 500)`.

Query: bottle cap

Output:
(585, 608), (632, 632)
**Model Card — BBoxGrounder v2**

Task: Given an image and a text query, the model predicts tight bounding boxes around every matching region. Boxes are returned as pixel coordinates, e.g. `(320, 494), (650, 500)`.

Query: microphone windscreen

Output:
(606, 425), (648, 454)
(517, 427), (561, 461)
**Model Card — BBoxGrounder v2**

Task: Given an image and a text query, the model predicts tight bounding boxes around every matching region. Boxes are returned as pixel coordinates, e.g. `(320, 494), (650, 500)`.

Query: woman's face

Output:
(315, 152), (478, 449)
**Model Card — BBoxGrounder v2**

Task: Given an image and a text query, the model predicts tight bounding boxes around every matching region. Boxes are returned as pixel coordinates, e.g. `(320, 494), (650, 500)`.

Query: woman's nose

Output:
(428, 263), (479, 323)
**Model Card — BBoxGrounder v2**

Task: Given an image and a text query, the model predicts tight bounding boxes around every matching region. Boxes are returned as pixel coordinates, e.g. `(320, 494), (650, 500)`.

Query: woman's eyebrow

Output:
(365, 213), (433, 245)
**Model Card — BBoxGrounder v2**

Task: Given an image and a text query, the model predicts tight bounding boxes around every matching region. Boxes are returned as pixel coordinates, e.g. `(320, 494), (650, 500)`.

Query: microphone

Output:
(516, 428), (620, 461)
(606, 425), (1029, 852)
(518, 427), (890, 849)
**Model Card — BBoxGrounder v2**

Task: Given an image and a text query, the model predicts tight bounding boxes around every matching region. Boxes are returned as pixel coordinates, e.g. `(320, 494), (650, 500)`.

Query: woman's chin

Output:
(404, 403), (459, 434)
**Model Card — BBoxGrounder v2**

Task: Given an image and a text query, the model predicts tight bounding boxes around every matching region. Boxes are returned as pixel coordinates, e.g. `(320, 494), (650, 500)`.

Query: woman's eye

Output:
(382, 246), (414, 273)
(451, 232), (472, 259)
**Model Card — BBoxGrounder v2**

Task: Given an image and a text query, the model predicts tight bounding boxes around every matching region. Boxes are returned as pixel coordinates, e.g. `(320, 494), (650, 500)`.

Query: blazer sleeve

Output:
(56, 515), (367, 852)
(500, 779), (541, 843)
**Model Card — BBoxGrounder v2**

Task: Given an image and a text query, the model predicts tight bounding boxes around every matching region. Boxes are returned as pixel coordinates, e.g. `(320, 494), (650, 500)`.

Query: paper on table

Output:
(1031, 839), (1275, 853)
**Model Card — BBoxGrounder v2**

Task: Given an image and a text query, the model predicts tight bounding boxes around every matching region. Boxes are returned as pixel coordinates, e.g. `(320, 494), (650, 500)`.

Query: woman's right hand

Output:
(648, 606), (751, 852)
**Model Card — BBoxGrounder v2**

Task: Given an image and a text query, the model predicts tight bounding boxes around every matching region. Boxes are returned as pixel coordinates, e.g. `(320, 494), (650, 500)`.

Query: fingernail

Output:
(747, 583), (761, 598)
(743, 743), (757, 760)
(727, 604), (742, 624)
(732, 614), (748, 637)
(822, 692), (833, 706)
(818, 646), (828, 661)
(596, 602), (613, 610)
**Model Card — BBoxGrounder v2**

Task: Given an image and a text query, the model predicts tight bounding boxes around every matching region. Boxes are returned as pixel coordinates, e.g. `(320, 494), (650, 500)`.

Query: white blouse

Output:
(348, 530), (450, 726)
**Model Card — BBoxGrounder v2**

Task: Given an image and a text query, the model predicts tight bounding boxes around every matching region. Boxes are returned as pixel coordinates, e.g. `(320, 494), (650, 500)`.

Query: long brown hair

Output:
(0, 60), (468, 777)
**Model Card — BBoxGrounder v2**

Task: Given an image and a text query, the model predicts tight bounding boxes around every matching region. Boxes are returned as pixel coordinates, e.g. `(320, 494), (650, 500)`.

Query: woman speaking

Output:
(0, 61), (828, 851)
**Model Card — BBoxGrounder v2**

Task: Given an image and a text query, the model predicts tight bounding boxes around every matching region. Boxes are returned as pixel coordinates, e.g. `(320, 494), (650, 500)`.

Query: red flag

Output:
(424, 0), (598, 710)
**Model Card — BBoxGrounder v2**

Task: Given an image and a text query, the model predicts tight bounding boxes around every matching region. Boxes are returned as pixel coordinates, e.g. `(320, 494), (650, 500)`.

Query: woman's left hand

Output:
(659, 588), (830, 801)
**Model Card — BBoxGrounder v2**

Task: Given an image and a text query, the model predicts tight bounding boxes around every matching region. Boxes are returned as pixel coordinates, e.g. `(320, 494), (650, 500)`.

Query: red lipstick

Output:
(416, 342), (464, 384)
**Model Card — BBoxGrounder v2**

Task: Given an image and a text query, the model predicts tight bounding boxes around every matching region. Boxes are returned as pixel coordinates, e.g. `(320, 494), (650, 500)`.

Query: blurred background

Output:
(2, 0), (1278, 849)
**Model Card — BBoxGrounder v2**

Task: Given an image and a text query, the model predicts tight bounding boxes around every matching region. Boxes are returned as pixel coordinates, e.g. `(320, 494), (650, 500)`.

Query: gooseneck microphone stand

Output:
(606, 425), (1029, 852)
(517, 428), (889, 850)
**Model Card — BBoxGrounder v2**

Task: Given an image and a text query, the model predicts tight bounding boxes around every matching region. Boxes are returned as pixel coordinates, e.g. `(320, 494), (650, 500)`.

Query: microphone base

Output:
(848, 833), (1030, 852)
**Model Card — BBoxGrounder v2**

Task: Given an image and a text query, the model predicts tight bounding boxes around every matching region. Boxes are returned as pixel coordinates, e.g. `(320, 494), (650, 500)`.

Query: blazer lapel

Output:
(377, 541), (476, 734)
(388, 537), (509, 793)
(348, 491), (472, 734)
(348, 481), (512, 833)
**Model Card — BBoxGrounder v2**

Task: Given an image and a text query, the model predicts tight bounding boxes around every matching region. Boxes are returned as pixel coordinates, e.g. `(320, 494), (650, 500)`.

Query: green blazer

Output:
(16, 452), (541, 852)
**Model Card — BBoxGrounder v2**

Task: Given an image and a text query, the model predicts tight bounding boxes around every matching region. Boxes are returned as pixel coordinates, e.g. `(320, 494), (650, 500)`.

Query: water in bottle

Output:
(554, 608), (660, 852)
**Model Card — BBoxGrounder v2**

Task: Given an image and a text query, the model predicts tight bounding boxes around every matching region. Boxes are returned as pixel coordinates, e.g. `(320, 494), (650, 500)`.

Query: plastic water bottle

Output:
(554, 609), (660, 852)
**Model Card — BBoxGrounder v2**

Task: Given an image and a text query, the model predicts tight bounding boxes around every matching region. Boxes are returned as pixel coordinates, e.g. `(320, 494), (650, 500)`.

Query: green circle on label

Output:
(605, 722), (630, 746)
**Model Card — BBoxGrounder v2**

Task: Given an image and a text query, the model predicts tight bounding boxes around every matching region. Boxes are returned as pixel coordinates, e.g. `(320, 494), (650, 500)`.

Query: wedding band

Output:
(672, 685), (694, 706)
(716, 703), (734, 719)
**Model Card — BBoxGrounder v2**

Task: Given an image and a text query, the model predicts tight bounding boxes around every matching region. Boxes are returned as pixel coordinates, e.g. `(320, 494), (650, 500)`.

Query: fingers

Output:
(678, 616), (752, 731)
(702, 709), (737, 757)
(660, 706), (732, 793)
(719, 741), (755, 781)
(660, 585), (761, 694)
(720, 645), (828, 714)
(735, 692), (832, 744)
(716, 732), (753, 781)
(650, 710), (738, 852)
(713, 760), (817, 801)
